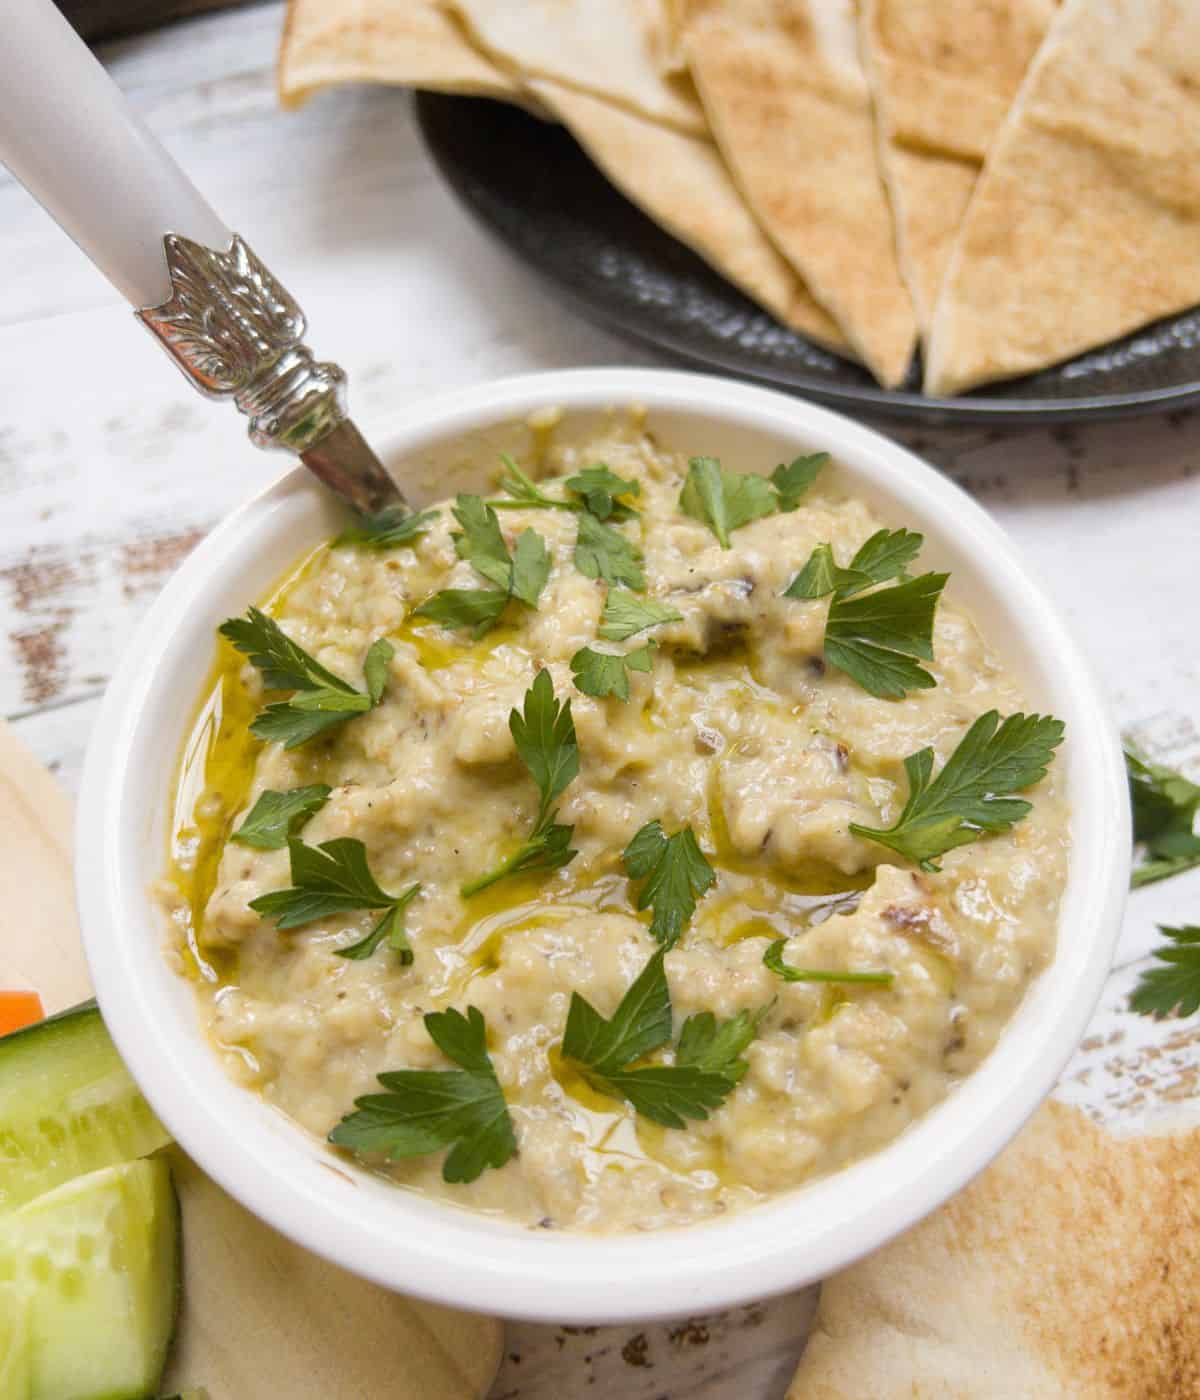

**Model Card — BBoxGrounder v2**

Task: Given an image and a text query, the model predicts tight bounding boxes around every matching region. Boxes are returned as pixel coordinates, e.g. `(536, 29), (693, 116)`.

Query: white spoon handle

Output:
(0, 0), (404, 514)
(2, 0), (230, 309)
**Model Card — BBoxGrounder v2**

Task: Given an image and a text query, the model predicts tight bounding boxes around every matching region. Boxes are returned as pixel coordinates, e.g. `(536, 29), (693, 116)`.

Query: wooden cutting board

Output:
(0, 720), (503, 1399)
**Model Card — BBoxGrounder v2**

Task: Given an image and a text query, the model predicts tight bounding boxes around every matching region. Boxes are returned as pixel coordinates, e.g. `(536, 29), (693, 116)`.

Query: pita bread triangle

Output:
(445, 0), (709, 135)
(682, 0), (917, 387)
(857, 0), (1055, 339)
(788, 1101), (1200, 1398)
(925, 0), (1200, 396)
(278, 0), (520, 109)
(528, 80), (850, 354)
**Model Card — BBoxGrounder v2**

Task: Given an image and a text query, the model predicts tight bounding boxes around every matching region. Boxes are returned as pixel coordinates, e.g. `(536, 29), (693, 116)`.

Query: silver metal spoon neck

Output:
(135, 233), (403, 516)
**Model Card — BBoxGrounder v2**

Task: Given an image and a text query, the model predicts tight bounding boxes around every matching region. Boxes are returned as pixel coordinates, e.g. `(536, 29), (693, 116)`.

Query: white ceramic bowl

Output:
(76, 369), (1128, 1324)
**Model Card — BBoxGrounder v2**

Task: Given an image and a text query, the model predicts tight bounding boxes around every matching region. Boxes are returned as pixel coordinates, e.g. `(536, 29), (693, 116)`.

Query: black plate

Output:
(417, 92), (1200, 425)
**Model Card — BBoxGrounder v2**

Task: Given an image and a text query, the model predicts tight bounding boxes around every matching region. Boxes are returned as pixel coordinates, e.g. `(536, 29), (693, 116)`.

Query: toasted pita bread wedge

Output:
(278, 0), (520, 110)
(925, 0), (1200, 397)
(857, 0), (1055, 338)
(788, 1101), (1200, 1399)
(682, 0), (916, 387)
(445, 0), (708, 135)
(529, 80), (849, 356)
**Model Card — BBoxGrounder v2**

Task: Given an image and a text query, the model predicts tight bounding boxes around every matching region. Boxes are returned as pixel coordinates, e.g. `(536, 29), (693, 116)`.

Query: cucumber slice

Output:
(0, 1002), (170, 1212)
(0, 1158), (179, 1400)
(0, 1282), (30, 1400)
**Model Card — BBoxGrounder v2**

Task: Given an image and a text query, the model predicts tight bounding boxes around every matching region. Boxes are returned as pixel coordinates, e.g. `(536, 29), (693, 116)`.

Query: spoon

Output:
(0, 0), (405, 519)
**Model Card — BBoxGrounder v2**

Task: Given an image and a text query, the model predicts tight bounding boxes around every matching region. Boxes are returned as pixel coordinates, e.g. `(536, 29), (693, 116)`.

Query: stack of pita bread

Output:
(279, 0), (1200, 397)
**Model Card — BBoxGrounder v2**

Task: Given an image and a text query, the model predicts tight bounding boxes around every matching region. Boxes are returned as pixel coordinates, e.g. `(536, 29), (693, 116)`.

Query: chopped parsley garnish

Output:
(231, 784), (332, 850)
(622, 820), (716, 949)
(462, 670), (579, 896)
(678, 452), (824, 546)
(1126, 745), (1200, 888)
(1130, 926), (1200, 1020)
(784, 530), (946, 699)
(566, 464), (640, 521)
(490, 454), (577, 511)
(574, 512), (646, 589)
(570, 643), (654, 701)
(334, 505), (438, 550)
(680, 456), (776, 547)
(771, 453), (828, 512)
(330, 1006), (517, 1183)
(219, 607), (393, 749)
(674, 1005), (767, 1082)
(850, 710), (1064, 872)
(509, 527), (553, 606)
(413, 587), (509, 639)
(451, 493), (515, 589)
(561, 949), (761, 1128)
(763, 939), (893, 986)
(489, 455), (641, 522)
(249, 837), (421, 963)
(787, 527), (924, 598)
(414, 494), (550, 637)
(336, 884), (422, 961)
(597, 589), (682, 641)
(823, 575), (946, 699)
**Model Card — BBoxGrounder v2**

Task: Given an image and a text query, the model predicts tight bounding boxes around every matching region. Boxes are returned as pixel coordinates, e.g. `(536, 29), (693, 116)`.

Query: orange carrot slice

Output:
(0, 991), (45, 1037)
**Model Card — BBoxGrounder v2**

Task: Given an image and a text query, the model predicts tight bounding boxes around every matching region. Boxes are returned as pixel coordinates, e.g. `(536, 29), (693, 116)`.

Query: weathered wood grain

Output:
(3, 6), (1200, 1396)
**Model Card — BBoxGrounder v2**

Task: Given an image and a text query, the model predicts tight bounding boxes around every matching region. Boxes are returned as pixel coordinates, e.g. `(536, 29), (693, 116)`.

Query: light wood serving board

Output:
(0, 720), (503, 1399)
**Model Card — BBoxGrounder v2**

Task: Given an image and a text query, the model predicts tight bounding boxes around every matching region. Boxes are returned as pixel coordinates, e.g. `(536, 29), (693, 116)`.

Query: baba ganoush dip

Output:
(160, 418), (1068, 1233)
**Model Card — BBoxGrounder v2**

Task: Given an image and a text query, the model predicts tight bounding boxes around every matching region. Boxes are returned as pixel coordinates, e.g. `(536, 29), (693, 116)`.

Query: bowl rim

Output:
(75, 368), (1129, 1323)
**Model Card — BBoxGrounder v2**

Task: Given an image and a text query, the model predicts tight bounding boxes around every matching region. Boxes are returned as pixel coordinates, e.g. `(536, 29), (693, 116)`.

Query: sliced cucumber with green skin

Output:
(0, 1158), (179, 1400)
(0, 1282), (30, 1400)
(0, 1001), (171, 1213)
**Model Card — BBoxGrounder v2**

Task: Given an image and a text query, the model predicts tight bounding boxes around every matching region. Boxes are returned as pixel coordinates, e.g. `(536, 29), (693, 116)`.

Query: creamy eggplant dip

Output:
(160, 421), (1067, 1233)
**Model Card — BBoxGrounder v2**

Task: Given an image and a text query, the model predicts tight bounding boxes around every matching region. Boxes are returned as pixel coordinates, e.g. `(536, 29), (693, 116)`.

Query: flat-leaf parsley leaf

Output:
(674, 1004), (767, 1083)
(330, 1006), (516, 1183)
(249, 837), (421, 963)
(413, 588), (509, 639)
(679, 456), (776, 548)
(784, 530), (946, 699)
(574, 512), (646, 590)
(462, 670), (579, 895)
(1125, 745), (1200, 888)
(1130, 926), (1200, 1019)
(566, 464), (640, 521)
(509, 527), (552, 608)
(450, 493), (513, 589)
(850, 710), (1064, 871)
(415, 495), (550, 636)
(597, 589), (683, 641)
(561, 949), (760, 1128)
(231, 784), (332, 850)
(770, 453), (827, 511)
(219, 608), (393, 749)
(622, 820), (715, 948)
(570, 643), (654, 701)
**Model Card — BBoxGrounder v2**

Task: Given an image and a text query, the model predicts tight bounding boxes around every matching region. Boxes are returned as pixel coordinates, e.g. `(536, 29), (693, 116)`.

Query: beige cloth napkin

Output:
(0, 720), (503, 1399)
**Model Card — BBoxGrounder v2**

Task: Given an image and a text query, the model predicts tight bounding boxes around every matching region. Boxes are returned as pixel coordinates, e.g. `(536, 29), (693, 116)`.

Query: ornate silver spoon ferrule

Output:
(137, 234), (403, 516)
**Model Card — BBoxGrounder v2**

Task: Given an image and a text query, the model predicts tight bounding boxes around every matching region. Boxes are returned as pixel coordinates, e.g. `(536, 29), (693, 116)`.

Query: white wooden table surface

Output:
(2, 6), (1199, 1396)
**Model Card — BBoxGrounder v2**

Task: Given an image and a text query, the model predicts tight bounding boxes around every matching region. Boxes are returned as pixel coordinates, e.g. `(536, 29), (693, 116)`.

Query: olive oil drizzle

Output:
(164, 542), (330, 979)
